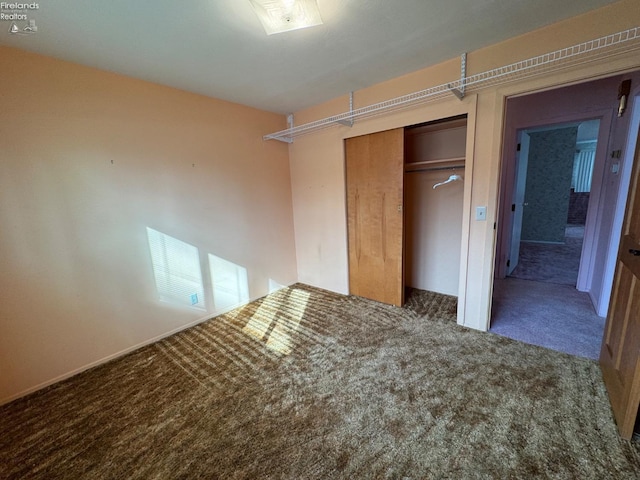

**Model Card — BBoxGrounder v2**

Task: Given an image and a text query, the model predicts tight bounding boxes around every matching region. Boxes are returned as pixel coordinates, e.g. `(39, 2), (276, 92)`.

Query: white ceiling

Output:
(0, 0), (620, 114)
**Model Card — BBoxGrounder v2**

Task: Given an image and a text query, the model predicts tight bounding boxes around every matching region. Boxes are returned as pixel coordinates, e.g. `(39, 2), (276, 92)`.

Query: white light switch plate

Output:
(476, 206), (487, 221)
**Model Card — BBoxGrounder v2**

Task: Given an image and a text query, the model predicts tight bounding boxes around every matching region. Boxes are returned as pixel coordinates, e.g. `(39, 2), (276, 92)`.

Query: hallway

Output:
(509, 225), (584, 285)
(490, 277), (605, 360)
(491, 224), (605, 360)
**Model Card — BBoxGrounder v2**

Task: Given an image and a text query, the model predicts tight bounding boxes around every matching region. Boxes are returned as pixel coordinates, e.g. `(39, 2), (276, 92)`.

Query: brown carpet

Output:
(1, 284), (639, 479)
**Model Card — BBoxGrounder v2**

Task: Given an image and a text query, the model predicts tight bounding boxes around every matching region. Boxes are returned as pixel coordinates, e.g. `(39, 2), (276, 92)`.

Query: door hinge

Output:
(511, 203), (516, 212)
(507, 260), (511, 267)
(517, 143), (521, 152)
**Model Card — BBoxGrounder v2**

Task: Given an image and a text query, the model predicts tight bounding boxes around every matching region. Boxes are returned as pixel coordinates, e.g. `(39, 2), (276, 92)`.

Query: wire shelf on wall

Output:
(263, 26), (640, 143)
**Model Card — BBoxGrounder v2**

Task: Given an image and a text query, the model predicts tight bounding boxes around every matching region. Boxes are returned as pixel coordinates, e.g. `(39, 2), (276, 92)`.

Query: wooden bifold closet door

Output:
(345, 128), (404, 307)
(600, 124), (640, 440)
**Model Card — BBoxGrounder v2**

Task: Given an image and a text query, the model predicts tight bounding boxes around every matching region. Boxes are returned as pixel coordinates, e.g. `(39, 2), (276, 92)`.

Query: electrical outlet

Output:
(476, 206), (487, 221)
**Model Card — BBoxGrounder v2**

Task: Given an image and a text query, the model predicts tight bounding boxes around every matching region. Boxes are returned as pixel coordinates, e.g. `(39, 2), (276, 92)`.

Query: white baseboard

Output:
(0, 284), (292, 406)
(587, 289), (606, 318)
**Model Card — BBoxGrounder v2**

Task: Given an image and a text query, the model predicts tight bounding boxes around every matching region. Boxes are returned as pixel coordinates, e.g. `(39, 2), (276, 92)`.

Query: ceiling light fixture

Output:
(249, 0), (323, 35)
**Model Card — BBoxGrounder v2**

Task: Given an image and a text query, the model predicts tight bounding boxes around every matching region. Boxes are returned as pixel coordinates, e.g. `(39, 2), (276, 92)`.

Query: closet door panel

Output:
(345, 128), (404, 306)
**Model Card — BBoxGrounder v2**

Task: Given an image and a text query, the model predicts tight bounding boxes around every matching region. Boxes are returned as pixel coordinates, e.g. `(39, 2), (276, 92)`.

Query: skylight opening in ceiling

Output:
(249, 0), (323, 35)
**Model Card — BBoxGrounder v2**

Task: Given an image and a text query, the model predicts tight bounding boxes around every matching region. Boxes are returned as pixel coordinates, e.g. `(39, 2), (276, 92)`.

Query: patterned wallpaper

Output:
(521, 126), (578, 243)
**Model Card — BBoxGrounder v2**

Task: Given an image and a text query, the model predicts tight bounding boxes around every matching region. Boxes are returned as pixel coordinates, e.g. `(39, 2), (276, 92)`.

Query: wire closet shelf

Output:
(264, 27), (640, 143)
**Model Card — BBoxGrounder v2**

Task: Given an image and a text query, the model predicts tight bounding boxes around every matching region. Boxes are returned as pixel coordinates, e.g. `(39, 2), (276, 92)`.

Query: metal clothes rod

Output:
(433, 174), (464, 189)
(405, 164), (465, 173)
(263, 26), (640, 143)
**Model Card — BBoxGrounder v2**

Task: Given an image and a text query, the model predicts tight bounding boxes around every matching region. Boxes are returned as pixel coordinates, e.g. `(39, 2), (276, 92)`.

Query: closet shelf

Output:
(405, 157), (465, 172)
(263, 27), (640, 143)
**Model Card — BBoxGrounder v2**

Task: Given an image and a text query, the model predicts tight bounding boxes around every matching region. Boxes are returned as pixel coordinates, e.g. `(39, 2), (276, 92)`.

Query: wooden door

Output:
(600, 125), (640, 440)
(345, 128), (404, 307)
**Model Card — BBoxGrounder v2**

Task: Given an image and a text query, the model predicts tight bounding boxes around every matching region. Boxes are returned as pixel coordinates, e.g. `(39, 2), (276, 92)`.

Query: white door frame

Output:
(595, 92), (640, 316)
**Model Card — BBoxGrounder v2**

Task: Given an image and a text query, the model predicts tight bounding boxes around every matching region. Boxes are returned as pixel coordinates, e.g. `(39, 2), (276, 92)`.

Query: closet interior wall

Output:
(404, 117), (467, 296)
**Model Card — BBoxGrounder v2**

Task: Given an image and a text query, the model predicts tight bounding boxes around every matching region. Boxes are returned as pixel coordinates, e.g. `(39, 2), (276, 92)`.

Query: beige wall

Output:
(405, 169), (464, 296)
(289, 0), (640, 330)
(0, 47), (298, 403)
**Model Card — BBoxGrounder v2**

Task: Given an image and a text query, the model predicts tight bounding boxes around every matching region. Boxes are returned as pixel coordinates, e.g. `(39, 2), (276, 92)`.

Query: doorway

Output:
(507, 120), (600, 287)
(491, 72), (640, 359)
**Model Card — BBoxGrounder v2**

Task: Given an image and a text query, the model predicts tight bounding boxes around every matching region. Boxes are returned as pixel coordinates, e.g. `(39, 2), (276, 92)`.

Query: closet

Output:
(345, 116), (467, 307)
(404, 116), (467, 296)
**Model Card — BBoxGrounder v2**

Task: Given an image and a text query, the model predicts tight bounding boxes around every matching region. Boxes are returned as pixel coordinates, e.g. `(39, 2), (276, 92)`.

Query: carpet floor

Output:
(1, 284), (639, 479)
(491, 278), (605, 360)
(509, 225), (584, 286)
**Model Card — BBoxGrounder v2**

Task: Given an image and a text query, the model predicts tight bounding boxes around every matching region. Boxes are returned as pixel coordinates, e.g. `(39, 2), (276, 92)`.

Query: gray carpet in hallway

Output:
(1, 284), (637, 479)
(491, 277), (605, 360)
(509, 225), (584, 286)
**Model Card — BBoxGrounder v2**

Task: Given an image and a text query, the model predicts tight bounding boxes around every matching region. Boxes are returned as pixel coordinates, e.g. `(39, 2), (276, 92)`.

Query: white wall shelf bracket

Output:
(448, 53), (467, 100)
(282, 114), (295, 143)
(336, 92), (355, 127)
(263, 27), (640, 143)
(265, 114), (295, 143)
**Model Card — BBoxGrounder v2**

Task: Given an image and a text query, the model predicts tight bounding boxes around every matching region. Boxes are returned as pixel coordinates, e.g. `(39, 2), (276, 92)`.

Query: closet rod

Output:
(406, 157), (466, 168)
(263, 26), (640, 143)
(405, 164), (465, 173)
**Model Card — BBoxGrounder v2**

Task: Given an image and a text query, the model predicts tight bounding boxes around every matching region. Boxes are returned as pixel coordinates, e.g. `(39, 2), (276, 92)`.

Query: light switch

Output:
(611, 162), (620, 174)
(476, 206), (487, 221)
